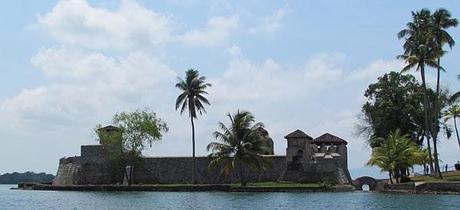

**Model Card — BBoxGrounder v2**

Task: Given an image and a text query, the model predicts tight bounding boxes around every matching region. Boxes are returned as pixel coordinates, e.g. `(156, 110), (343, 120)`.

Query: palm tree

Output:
(175, 69), (211, 184)
(444, 104), (460, 150)
(450, 74), (460, 103)
(431, 8), (457, 120)
(207, 110), (270, 186)
(367, 130), (423, 183)
(431, 8), (457, 178)
(397, 9), (443, 177)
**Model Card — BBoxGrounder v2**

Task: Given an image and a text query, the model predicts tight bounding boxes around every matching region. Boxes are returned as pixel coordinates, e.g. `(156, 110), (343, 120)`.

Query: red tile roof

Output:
(284, 129), (313, 140)
(312, 133), (347, 145)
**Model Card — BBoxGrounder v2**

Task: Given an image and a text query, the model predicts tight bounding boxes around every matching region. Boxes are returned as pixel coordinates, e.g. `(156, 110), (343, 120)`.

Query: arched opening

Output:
(293, 150), (304, 162)
(289, 150), (304, 170)
(296, 150), (304, 157)
(353, 176), (378, 191)
(362, 184), (370, 191)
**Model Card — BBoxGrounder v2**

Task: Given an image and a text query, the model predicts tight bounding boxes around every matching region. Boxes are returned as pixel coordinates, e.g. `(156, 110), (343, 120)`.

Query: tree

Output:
(175, 69), (211, 184)
(398, 9), (443, 178)
(367, 130), (424, 183)
(94, 109), (168, 183)
(450, 74), (460, 103)
(431, 8), (457, 140)
(444, 104), (460, 150)
(430, 8), (457, 179)
(207, 110), (270, 186)
(112, 109), (168, 155)
(359, 71), (426, 147)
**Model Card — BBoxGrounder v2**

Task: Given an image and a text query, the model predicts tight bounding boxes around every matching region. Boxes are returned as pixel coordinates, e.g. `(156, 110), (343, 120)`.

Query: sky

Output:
(0, 0), (459, 179)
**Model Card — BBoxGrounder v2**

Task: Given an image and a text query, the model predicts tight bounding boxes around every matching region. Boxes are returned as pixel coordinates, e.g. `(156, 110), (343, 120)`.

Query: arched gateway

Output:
(353, 176), (378, 191)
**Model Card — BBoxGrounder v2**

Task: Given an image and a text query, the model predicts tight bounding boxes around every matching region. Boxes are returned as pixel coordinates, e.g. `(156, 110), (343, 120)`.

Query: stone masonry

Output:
(53, 127), (352, 185)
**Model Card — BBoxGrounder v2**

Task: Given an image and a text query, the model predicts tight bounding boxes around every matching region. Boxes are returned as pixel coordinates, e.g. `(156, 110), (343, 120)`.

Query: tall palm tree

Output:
(207, 110), (270, 186)
(397, 9), (443, 177)
(430, 8), (457, 178)
(432, 8), (457, 118)
(367, 130), (423, 183)
(175, 69), (211, 184)
(444, 104), (460, 150)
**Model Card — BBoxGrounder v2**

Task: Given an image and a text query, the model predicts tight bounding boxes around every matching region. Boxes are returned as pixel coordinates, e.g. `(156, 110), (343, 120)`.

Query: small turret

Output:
(258, 127), (274, 155)
(98, 125), (122, 146)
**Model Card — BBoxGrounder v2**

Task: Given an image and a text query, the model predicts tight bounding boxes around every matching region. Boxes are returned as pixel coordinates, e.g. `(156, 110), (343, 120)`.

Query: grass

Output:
(410, 170), (460, 183)
(135, 181), (324, 188)
(245, 181), (323, 188)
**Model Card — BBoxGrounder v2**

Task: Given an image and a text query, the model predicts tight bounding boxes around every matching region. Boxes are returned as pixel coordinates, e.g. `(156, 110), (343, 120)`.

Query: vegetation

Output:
(207, 110), (271, 186)
(140, 182), (323, 188)
(397, 8), (457, 179)
(244, 182), (322, 188)
(430, 9), (457, 167)
(175, 69), (211, 184)
(359, 71), (426, 147)
(0, 172), (54, 184)
(444, 104), (460, 150)
(111, 109), (168, 155)
(367, 130), (425, 183)
(95, 109), (168, 183)
(451, 75), (460, 103)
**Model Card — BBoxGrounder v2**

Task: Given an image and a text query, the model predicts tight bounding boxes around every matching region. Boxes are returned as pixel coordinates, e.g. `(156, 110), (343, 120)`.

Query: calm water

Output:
(1, 185), (459, 210)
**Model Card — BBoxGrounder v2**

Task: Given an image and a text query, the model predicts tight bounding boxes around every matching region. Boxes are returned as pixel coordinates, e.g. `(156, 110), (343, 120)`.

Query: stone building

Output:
(53, 127), (351, 185)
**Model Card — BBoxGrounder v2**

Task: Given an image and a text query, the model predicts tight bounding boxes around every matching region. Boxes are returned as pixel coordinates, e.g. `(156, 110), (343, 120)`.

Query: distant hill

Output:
(0, 171), (54, 184)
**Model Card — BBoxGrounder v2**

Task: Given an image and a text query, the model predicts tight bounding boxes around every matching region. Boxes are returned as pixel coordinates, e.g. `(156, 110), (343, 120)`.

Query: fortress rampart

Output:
(53, 128), (352, 185)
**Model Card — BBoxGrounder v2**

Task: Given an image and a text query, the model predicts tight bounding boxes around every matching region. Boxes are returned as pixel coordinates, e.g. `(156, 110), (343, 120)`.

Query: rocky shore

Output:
(381, 182), (460, 195)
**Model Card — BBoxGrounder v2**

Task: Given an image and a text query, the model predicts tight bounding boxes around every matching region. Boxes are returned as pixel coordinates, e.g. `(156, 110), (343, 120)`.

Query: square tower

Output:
(285, 129), (313, 166)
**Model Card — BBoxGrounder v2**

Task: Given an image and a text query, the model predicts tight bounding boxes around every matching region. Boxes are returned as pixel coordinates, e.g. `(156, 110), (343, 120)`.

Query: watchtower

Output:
(98, 125), (122, 146)
(285, 129), (314, 166)
(311, 133), (348, 167)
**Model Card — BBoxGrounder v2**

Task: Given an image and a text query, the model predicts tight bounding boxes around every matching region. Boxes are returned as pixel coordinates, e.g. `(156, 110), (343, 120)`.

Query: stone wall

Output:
(382, 182), (460, 194)
(416, 182), (460, 194)
(53, 157), (81, 185)
(133, 156), (287, 184)
(53, 144), (351, 185)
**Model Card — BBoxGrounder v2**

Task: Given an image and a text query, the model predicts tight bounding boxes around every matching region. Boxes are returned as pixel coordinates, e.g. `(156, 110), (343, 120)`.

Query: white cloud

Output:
(3, 49), (176, 130)
(31, 48), (114, 79)
(351, 59), (403, 81)
(248, 5), (291, 34)
(36, 0), (241, 50)
(210, 48), (349, 104)
(178, 15), (239, 47)
(37, 0), (173, 51)
(303, 53), (345, 88)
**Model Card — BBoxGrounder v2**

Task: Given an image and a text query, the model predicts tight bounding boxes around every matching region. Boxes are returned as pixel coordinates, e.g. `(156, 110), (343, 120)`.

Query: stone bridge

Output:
(352, 176), (378, 191)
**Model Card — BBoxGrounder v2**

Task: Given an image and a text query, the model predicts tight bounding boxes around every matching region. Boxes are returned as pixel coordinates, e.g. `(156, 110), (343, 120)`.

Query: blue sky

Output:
(0, 0), (459, 179)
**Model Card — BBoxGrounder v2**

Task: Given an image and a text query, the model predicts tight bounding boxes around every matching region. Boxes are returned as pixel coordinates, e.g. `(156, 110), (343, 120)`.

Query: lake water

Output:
(1, 185), (459, 209)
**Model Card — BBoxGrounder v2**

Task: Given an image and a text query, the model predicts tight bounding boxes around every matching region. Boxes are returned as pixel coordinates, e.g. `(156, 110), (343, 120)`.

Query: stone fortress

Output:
(53, 126), (352, 185)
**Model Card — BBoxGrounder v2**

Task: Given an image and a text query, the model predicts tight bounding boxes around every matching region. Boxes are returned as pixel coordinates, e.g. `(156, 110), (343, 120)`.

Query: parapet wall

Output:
(53, 154), (351, 185)
(133, 156), (287, 184)
(52, 157), (81, 185)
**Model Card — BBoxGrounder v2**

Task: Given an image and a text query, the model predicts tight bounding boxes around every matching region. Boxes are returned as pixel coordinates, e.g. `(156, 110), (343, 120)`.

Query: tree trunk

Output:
(389, 170), (393, 184)
(420, 66), (434, 174)
(454, 116), (460, 151)
(431, 59), (443, 179)
(190, 116), (196, 184)
(238, 160), (246, 186)
(432, 137), (443, 178)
